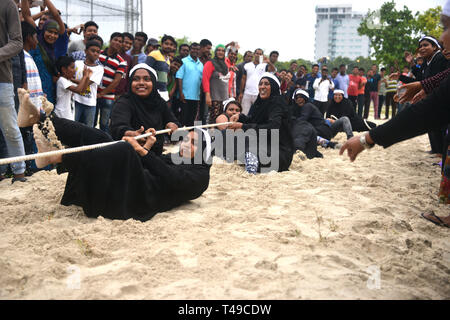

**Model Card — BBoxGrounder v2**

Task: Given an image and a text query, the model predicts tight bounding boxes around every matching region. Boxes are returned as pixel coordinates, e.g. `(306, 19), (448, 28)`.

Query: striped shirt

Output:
(23, 50), (44, 110)
(386, 79), (398, 93)
(98, 50), (127, 100)
(145, 50), (170, 92)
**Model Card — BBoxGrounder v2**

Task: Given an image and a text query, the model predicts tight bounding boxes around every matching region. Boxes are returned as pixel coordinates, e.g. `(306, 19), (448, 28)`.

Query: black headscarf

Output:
(248, 74), (281, 120)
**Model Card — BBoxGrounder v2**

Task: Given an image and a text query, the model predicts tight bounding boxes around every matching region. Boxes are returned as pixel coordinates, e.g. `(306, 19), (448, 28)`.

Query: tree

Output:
(358, 1), (418, 68)
(416, 6), (443, 40)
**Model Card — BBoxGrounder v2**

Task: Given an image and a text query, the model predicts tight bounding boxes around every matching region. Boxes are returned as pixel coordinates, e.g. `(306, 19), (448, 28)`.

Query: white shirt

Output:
(313, 78), (334, 102)
(73, 60), (104, 107)
(55, 77), (75, 120)
(244, 62), (268, 96)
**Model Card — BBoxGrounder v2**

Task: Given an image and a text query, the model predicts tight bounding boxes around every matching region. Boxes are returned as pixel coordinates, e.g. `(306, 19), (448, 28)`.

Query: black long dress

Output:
(238, 95), (294, 172)
(50, 116), (210, 221)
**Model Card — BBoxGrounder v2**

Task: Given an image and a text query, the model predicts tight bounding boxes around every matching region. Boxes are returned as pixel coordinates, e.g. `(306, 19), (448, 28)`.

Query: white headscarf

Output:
(129, 63), (158, 81)
(223, 97), (237, 111)
(333, 89), (345, 96)
(199, 129), (212, 162)
(419, 36), (442, 50)
(260, 72), (281, 88)
(292, 88), (309, 100)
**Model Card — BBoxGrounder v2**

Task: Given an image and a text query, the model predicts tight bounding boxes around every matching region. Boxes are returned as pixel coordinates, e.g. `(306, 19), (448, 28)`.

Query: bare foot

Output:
(41, 96), (54, 116)
(33, 125), (63, 168)
(17, 88), (40, 127)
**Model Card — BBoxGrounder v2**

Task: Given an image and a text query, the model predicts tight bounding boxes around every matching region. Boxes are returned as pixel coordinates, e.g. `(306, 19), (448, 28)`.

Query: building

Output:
(314, 4), (370, 61)
(50, 0), (143, 42)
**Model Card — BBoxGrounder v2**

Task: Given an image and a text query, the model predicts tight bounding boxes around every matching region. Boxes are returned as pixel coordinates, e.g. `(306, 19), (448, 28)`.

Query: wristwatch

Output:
(359, 134), (375, 150)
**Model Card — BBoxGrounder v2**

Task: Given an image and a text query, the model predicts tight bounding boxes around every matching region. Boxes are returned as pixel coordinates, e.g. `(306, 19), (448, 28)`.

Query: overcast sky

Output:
(143, 0), (445, 62)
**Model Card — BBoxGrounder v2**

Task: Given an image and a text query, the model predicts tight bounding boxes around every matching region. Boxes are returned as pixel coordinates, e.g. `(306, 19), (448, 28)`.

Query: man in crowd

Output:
(0, 0), (26, 183)
(368, 64), (381, 119)
(176, 43), (204, 126)
(144, 37), (159, 55)
(197, 39), (213, 123)
(199, 39), (212, 65)
(328, 67), (340, 102)
(269, 51), (279, 74)
(67, 21), (98, 55)
(178, 44), (190, 59)
(238, 48), (276, 115)
(235, 50), (253, 98)
(347, 66), (361, 111)
(146, 34), (177, 101)
(97, 32), (127, 133)
(313, 67), (334, 115)
(289, 61), (298, 81)
(115, 32), (134, 99)
(305, 64), (320, 102)
(336, 64), (349, 98)
(128, 31), (148, 65)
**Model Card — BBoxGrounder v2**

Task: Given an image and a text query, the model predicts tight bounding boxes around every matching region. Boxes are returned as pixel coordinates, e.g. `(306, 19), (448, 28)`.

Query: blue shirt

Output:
(176, 55), (204, 101)
(329, 77), (340, 100)
(55, 29), (69, 59)
(336, 73), (350, 98)
(126, 49), (147, 64)
(305, 73), (321, 101)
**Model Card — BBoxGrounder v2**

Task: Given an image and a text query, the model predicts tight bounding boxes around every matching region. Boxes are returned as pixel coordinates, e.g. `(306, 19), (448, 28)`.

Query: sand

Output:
(0, 130), (449, 300)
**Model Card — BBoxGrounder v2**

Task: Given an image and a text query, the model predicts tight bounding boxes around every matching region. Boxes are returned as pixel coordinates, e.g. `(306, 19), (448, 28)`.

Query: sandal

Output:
(421, 212), (450, 228)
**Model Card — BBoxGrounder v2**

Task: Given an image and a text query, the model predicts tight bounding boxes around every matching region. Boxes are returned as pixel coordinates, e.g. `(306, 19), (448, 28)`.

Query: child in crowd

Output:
(73, 40), (104, 127)
(55, 56), (93, 120)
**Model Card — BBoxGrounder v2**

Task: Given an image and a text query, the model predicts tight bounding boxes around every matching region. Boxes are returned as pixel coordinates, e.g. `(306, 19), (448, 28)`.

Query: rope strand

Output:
(0, 122), (234, 166)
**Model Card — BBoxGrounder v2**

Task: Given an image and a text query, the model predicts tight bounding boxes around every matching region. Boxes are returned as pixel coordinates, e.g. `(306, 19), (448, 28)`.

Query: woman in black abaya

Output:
(18, 67), (211, 222)
(226, 73), (294, 173)
(110, 63), (180, 155)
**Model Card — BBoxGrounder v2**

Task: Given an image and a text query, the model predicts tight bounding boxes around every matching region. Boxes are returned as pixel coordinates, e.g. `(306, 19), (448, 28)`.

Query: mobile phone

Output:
(259, 55), (263, 64)
(31, 0), (44, 7)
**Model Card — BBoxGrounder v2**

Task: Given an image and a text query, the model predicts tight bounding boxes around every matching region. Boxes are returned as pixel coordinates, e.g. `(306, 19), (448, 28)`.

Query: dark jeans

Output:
(363, 94), (371, 119)
(180, 99), (199, 127)
(348, 95), (358, 112)
(385, 92), (397, 118)
(357, 94), (365, 118)
(198, 92), (207, 125)
(313, 100), (328, 116)
(378, 95), (385, 118)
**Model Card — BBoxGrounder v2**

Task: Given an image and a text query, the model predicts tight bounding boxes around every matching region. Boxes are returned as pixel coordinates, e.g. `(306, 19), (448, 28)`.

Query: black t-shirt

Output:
(367, 73), (381, 92)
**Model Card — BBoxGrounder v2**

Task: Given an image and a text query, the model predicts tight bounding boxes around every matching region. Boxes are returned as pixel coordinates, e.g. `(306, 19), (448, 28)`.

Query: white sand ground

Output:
(0, 131), (449, 300)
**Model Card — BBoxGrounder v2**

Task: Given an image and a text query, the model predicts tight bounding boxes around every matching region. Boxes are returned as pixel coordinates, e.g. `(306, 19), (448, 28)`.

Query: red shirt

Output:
(348, 74), (361, 97)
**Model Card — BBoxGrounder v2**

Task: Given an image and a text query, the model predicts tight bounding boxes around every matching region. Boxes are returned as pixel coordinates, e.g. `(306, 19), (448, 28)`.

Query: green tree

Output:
(416, 6), (443, 39)
(358, 1), (418, 68)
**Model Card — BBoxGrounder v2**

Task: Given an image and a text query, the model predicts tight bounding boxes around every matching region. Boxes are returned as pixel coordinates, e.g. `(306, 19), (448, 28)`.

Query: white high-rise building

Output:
(315, 4), (370, 61)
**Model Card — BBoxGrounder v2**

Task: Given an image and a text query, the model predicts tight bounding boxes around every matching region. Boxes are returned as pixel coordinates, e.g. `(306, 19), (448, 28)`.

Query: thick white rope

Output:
(0, 122), (234, 166)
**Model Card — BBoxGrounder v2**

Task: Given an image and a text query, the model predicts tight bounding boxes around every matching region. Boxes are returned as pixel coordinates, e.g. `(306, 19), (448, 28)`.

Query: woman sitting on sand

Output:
(225, 73), (294, 173)
(215, 98), (242, 130)
(17, 83), (211, 223)
(326, 90), (376, 132)
(290, 89), (351, 149)
(110, 64), (180, 155)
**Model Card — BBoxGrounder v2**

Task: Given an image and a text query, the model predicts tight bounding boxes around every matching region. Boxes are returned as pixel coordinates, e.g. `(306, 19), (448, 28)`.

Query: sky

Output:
(142, 0), (445, 62)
